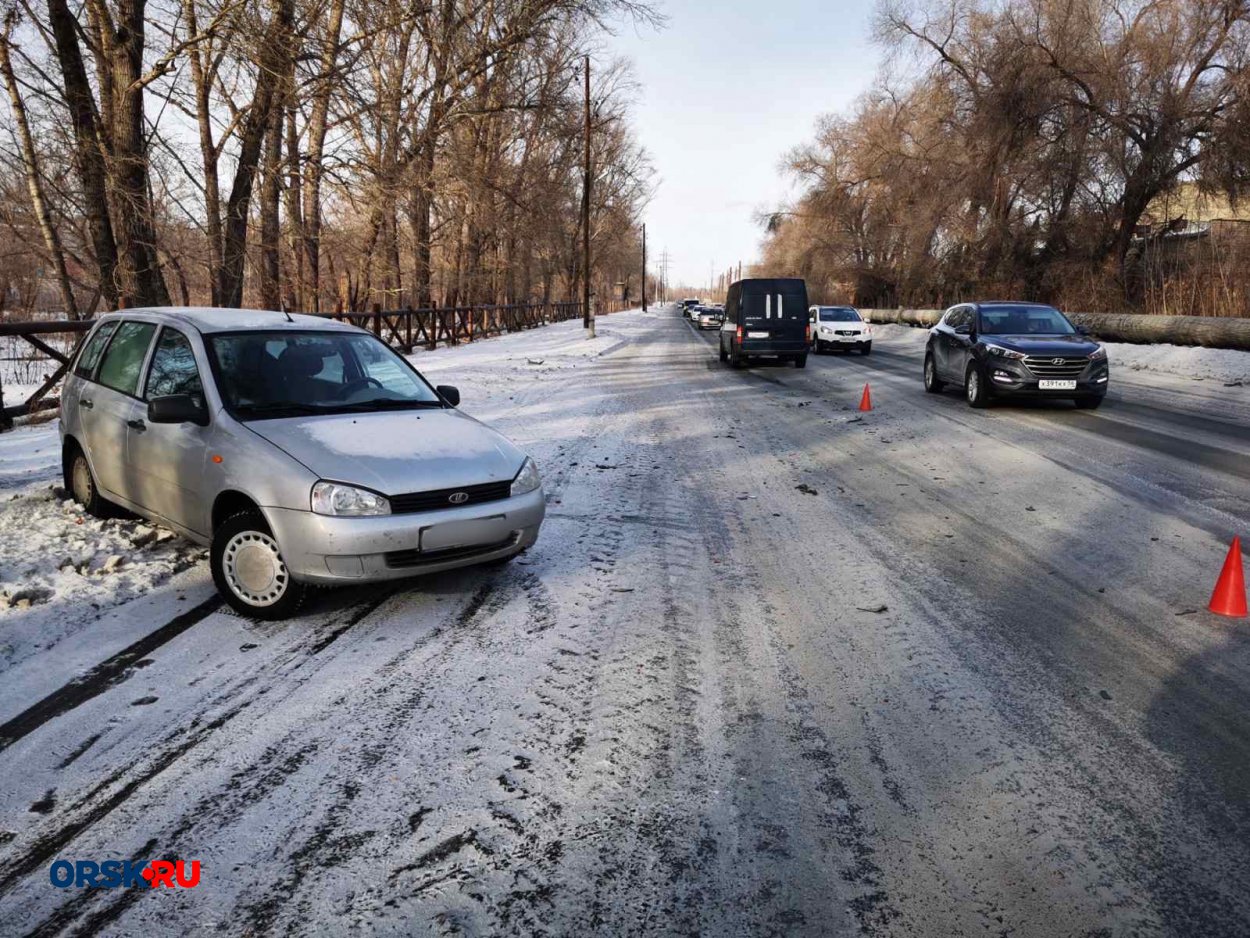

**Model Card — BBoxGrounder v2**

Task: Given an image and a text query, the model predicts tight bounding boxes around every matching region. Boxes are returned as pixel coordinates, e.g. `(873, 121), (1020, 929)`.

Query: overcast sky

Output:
(606, 0), (882, 291)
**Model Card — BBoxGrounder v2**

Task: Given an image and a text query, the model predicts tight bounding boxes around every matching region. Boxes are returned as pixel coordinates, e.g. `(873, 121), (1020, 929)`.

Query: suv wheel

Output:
(860, 342), (872, 356)
(211, 511), (307, 620)
(63, 443), (110, 518)
(719, 342), (728, 362)
(923, 352), (944, 393)
(794, 353), (808, 369)
(965, 364), (990, 408)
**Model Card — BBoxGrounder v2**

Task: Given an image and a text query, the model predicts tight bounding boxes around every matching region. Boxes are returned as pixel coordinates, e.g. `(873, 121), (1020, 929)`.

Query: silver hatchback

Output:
(59, 308), (545, 619)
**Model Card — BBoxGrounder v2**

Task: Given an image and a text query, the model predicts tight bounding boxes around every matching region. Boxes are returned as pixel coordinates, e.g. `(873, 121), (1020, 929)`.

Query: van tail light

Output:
(805, 323), (811, 343)
(736, 325), (744, 342)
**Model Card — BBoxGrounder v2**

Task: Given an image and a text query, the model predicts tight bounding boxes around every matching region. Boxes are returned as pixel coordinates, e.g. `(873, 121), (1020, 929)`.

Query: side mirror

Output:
(437, 384), (460, 407)
(953, 323), (971, 336)
(1075, 324), (1090, 336)
(148, 394), (208, 426)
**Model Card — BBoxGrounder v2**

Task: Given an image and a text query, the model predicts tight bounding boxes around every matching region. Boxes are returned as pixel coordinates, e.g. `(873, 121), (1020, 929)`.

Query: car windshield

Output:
(209, 330), (442, 419)
(819, 308), (860, 322)
(978, 305), (1075, 335)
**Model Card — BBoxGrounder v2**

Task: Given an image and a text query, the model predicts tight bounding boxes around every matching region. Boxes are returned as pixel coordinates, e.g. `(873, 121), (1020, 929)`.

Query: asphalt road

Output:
(1, 308), (1248, 936)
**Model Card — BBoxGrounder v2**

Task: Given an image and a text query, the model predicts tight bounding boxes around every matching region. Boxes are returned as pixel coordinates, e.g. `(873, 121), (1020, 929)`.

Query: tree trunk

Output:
(0, 24), (79, 318)
(45, 0), (120, 309)
(184, 0), (223, 305)
(258, 96), (285, 310)
(300, 0), (346, 313)
(108, 0), (170, 307)
(218, 0), (291, 308)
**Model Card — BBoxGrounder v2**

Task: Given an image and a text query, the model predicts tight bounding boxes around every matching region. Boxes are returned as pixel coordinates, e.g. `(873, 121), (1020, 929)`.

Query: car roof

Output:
(95, 306), (362, 335)
(971, 301), (1057, 309)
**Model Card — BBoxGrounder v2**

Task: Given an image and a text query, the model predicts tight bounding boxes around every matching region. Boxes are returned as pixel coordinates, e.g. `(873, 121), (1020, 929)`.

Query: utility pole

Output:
(582, 55), (592, 331)
(641, 223), (647, 311)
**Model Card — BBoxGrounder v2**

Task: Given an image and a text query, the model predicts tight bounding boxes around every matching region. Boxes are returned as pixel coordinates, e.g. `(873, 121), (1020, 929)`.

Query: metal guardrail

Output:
(0, 300), (585, 429)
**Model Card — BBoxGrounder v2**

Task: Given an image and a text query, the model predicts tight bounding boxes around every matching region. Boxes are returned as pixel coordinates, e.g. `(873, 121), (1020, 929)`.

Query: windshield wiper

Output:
(235, 401), (330, 417)
(331, 398), (444, 412)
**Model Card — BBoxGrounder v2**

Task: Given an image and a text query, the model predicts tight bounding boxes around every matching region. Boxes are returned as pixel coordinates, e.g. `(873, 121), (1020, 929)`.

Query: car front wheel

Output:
(924, 352), (944, 393)
(212, 511), (307, 620)
(860, 342), (872, 356)
(965, 364), (990, 408)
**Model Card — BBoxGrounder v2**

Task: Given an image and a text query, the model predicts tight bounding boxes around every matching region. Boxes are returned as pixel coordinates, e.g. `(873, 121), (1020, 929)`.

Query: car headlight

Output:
(1088, 345), (1107, 361)
(511, 457), (541, 497)
(984, 343), (1026, 360)
(820, 326), (833, 334)
(311, 481), (390, 516)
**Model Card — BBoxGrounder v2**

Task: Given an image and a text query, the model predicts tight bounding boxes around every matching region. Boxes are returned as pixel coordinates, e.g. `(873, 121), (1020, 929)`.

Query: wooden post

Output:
(372, 303), (381, 337)
(582, 56), (592, 330)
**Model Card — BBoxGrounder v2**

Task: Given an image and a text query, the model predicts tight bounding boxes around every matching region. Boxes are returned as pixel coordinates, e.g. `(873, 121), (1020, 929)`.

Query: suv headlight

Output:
(511, 457), (541, 497)
(984, 343), (1026, 360)
(1088, 345), (1107, 361)
(311, 481), (390, 516)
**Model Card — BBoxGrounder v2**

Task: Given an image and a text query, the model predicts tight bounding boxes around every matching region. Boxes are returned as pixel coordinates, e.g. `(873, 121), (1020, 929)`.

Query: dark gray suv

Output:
(924, 302), (1109, 408)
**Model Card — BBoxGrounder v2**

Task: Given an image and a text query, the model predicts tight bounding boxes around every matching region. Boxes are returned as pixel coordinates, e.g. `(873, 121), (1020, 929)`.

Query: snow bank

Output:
(870, 322), (1250, 384)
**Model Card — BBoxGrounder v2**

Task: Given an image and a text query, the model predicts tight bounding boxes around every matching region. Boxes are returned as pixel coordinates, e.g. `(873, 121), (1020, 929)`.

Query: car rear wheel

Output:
(923, 352), (944, 393)
(965, 364), (990, 408)
(719, 342), (728, 362)
(730, 347), (745, 368)
(63, 444), (110, 518)
(212, 511), (307, 620)
(794, 354), (807, 369)
(1074, 395), (1104, 410)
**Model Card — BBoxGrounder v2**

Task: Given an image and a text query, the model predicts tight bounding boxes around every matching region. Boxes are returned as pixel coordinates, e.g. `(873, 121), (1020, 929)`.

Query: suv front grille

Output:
(389, 480), (511, 514)
(1024, 356), (1089, 379)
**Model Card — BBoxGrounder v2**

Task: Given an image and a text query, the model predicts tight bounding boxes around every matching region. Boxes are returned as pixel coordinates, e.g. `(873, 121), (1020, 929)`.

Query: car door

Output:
(128, 326), (212, 535)
(62, 321), (119, 445)
(948, 306), (975, 378)
(932, 307), (958, 378)
(81, 320), (156, 503)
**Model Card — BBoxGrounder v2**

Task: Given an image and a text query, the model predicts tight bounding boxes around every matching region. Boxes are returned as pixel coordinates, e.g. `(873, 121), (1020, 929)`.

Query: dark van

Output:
(719, 278), (810, 368)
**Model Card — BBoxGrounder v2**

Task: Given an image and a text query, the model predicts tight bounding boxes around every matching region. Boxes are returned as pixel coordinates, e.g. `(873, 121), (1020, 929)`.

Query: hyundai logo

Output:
(448, 492), (470, 505)
(1051, 357), (1065, 365)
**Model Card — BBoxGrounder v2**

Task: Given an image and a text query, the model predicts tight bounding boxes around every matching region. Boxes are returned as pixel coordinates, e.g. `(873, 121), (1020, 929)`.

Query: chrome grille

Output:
(1024, 356), (1088, 379)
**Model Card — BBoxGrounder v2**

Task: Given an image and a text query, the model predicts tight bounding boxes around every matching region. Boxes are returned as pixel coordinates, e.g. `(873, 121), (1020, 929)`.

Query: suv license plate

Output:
(1039, 379), (1077, 390)
(747, 331), (769, 339)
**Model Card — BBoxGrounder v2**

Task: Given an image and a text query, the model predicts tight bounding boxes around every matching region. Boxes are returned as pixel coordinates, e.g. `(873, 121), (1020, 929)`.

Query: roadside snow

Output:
(870, 322), (1250, 384)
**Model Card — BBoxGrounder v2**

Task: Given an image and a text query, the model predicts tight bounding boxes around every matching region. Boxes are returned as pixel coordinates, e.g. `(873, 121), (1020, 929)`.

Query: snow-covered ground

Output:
(0, 306), (1249, 934)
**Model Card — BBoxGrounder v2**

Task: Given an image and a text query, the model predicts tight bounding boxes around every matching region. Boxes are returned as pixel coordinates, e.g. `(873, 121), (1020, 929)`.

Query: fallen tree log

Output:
(860, 308), (1250, 351)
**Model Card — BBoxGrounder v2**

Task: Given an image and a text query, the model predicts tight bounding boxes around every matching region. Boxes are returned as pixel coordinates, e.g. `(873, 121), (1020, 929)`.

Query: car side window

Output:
(145, 328), (204, 400)
(96, 321), (157, 397)
(73, 322), (119, 379)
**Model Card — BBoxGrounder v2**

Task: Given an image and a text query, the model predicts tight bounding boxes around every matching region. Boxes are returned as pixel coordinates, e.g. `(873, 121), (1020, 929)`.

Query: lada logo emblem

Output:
(448, 492), (470, 505)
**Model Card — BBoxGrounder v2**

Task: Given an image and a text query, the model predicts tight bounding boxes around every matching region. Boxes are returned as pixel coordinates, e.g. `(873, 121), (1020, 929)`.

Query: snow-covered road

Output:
(1, 308), (1249, 936)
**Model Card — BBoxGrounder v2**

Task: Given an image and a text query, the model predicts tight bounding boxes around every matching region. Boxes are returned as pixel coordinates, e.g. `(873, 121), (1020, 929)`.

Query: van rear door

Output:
(742, 288), (807, 341)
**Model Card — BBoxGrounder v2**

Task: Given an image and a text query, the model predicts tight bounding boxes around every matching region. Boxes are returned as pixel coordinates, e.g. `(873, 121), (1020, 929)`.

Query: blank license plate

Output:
(1039, 379), (1077, 390)
(747, 331), (769, 338)
(421, 517), (506, 551)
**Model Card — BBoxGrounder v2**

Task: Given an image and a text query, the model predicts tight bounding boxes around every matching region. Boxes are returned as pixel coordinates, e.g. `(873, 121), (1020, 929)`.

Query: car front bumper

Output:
(984, 359), (1109, 397)
(817, 332), (869, 344)
(264, 486), (546, 584)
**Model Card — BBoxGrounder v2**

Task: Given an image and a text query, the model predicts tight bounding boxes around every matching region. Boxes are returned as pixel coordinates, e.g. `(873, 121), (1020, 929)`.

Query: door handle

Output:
(80, 398), (93, 410)
(127, 419), (146, 432)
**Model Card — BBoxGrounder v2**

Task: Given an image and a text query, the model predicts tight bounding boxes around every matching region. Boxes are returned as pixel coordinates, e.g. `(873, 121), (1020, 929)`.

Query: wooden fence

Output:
(0, 300), (585, 429)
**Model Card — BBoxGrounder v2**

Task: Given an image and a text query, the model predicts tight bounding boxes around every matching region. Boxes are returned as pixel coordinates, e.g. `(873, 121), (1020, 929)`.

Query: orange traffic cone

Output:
(858, 384), (873, 412)
(1208, 536), (1247, 618)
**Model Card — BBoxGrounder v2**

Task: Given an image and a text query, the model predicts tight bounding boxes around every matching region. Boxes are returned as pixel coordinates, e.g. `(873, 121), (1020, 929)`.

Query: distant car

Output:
(924, 301), (1109, 408)
(60, 308), (546, 619)
(696, 308), (721, 330)
(681, 298), (702, 318)
(810, 306), (871, 354)
(719, 278), (809, 368)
